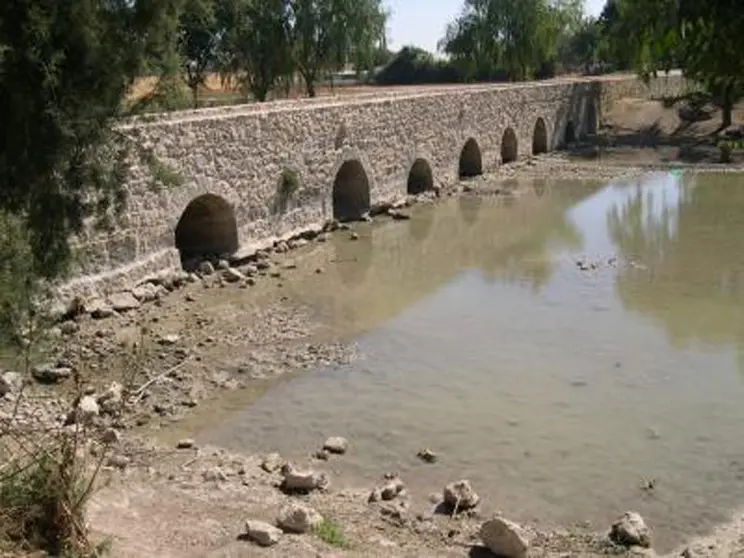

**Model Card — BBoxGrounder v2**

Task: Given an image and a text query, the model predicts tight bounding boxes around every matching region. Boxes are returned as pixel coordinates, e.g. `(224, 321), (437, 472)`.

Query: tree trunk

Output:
(306, 77), (316, 98)
(722, 81), (734, 129)
(191, 85), (199, 109)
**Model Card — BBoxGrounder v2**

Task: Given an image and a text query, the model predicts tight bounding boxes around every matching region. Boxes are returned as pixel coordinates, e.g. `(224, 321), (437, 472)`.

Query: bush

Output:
(313, 519), (350, 549)
(374, 47), (464, 86)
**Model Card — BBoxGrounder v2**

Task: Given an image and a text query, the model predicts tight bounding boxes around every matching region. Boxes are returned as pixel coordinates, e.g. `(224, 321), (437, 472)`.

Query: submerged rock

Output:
(244, 519), (282, 547)
(277, 503), (323, 533)
(479, 517), (530, 558)
(323, 436), (349, 454)
(610, 511), (651, 548)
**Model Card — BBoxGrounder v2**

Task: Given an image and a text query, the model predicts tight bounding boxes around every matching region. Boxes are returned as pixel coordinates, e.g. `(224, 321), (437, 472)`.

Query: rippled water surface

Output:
(202, 172), (744, 551)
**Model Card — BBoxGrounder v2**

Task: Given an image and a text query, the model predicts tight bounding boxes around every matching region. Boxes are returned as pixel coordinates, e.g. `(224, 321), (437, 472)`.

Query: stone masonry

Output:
(60, 73), (692, 301)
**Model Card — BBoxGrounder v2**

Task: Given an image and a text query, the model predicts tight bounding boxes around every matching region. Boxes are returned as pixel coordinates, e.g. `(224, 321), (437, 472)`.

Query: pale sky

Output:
(385, 0), (607, 54)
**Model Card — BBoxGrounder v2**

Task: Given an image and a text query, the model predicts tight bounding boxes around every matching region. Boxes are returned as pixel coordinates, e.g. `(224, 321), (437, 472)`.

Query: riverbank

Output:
(3, 144), (744, 557)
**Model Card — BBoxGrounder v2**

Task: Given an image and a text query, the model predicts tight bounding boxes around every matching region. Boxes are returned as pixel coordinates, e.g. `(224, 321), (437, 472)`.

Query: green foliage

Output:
(313, 519), (350, 549)
(179, 0), (220, 108)
(0, 0), (179, 279)
(375, 47), (462, 85)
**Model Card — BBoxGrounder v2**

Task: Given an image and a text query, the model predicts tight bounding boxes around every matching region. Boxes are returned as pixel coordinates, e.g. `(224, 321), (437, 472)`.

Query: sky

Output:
(385, 0), (607, 54)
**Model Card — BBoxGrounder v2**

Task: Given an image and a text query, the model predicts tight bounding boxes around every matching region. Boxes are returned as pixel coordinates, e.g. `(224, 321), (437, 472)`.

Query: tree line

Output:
(1, 0), (743, 287)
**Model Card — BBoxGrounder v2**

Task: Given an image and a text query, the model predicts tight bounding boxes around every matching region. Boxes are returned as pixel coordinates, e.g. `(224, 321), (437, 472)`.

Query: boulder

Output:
(443, 479), (479, 510)
(479, 517), (530, 558)
(108, 292), (141, 312)
(97, 381), (124, 414)
(610, 511), (651, 548)
(244, 520), (282, 547)
(32, 363), (72, 384)
(198, 261), (215, 276)
(132, 283), (161, 302)
(380, 477), (405, 501)
(85, 298), (114, 319)
(277, 503), (323, 534)
(0, 371), (21, 396)
(323, 436), (349, 455)
(281, 467), (329, 493)
(176, 438), (196, 449)
(71, 395), (100, 425)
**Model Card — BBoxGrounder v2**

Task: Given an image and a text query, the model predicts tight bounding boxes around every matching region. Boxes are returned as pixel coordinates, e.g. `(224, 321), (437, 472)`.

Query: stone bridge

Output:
(66, 73), (690, 299)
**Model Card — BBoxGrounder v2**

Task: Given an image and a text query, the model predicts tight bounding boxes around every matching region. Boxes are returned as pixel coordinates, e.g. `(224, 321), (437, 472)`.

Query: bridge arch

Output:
(532, 117), (548, 155)
(501, 128), (518, 164)
(458, 138), (483, 178)
(407, 158), (434, 195)
(333, 158), (371, 222)
(175, 193), (238, 264)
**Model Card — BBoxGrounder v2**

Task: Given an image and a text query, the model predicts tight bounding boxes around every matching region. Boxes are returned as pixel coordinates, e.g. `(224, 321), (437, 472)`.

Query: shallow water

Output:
(202, 171), (744, 551)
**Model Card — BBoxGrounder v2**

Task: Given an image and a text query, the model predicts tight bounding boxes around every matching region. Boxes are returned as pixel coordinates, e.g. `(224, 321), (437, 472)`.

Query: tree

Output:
(0, 0), (179, 279)
(217, 0), (292, 102)
(179, 0), (219, 108)
(607, 0), (744, 128)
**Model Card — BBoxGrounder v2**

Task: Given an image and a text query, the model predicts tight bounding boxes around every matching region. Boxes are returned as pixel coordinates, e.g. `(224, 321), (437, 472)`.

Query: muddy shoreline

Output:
(3, 148), (744, 557)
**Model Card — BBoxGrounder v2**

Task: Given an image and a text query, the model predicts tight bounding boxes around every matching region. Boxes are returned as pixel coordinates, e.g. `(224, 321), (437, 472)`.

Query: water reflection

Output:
(607, 172), (744, 355)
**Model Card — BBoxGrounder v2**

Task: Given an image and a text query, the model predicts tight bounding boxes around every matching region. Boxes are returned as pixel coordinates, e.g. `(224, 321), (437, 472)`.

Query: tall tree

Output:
(179, 0), (219, 108)
(0, 0), (179, 278)
(217, 0), (292, 102)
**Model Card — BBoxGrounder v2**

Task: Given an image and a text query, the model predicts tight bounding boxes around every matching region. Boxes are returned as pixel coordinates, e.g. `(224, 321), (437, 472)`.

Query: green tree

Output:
(0, 0), (178, 279)
(217, 0), (292, 102)
(179, 0), (219, 108)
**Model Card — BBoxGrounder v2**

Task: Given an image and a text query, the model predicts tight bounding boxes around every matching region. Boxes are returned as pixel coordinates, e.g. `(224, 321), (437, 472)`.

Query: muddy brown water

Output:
(190, 171), (744, 552)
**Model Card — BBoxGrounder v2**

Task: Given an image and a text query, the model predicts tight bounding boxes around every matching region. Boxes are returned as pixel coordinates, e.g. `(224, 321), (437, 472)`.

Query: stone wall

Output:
(60, 73), (690, 301)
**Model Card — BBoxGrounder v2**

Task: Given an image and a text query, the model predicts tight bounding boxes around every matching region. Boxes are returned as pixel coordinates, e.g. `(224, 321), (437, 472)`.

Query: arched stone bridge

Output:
(69, 73), (689, 297)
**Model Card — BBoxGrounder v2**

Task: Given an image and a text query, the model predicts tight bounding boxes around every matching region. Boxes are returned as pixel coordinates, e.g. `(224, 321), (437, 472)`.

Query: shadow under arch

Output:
(585, 100), (598, 137)
(333, 159), (371, 222)
(332, 227), (374, 287)
(407, 158), (435, 195)
(532, 117), (548, 155)
(501, 128), (518, 164)
(564, 121), (577, 145)
(175, 193), (238, 266)
(533, 178), (549, 198)
(459, 138), (483, 178)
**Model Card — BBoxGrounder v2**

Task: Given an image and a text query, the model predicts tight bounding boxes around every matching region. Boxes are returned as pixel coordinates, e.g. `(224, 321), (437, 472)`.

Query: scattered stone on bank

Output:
(176, 438), (196, 449)
(222, 267), (245, 283)
(610, 511), (651, 548)
(203, 466), (227, 482)
(417, 448), (438, 463)
(101, 428), (121, 445)
(97, 381), (123, 414)
(68, 395), (100, 425)
(280, 465), (329, 493)
(60, 321), (80, 335)
(108, 291), (141, 312)
(479, 517), (530, 558)
(313, 449), (330, 461)
(106, 454), (131, 469)
(132, 282), (161, 302)
(0, 371), (21, 396)
(86, 298), (115, 319)
(388, 209), (411, 220)
(199, 261), (215, 276)
(158, 333), (181, 346)
(443, 480), (480, 511)
(261, 452), (284, 473)
(349, 232), (359, 241)
(31, 362), (72, 384)
(244, 519), (283, 547)
(369, 475), (406, 503)
(277, 502), (323, 534)
(323, 436), (349, 455)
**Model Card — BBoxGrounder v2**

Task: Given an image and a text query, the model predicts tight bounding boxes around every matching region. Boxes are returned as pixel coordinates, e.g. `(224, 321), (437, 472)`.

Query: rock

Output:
(176, 438), (196, 449)
(84, 298), (114, 319)
(388, 209), (411, 220)
(323, 436), (349, 455)
(610, 511), (651, 548)
(380, 477), (405, 501)
(97, 381), (123, 414)
(132, 283), (161, 302)
(0, 371), (21, 396)
(198, 261), (215, 276)
(313, 449), (330, 461)
(32, 363), (72, 384)
(277, 503), (323, 534)
(216, 259), (230, 270)
(108, 292), (141, 312)
(107, 454), (131, 469)
(244, 519), (282, 547)
(261, 452), (284, 473)
(479, 517), (530, 558)
(443, 480), (479, 510)
(158, 333), (181, 346)
(241, 264), (258, 276)
(60, 321), (79, 335)
(417, 449), (438, 463)
(349, 232), (359, 240)
(203, 467), (227, 482)
(222, 267), (245, 283)
(70, 395), (99, 425)
(101, 428), (121, 445)
(281, 467), (329, 493)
